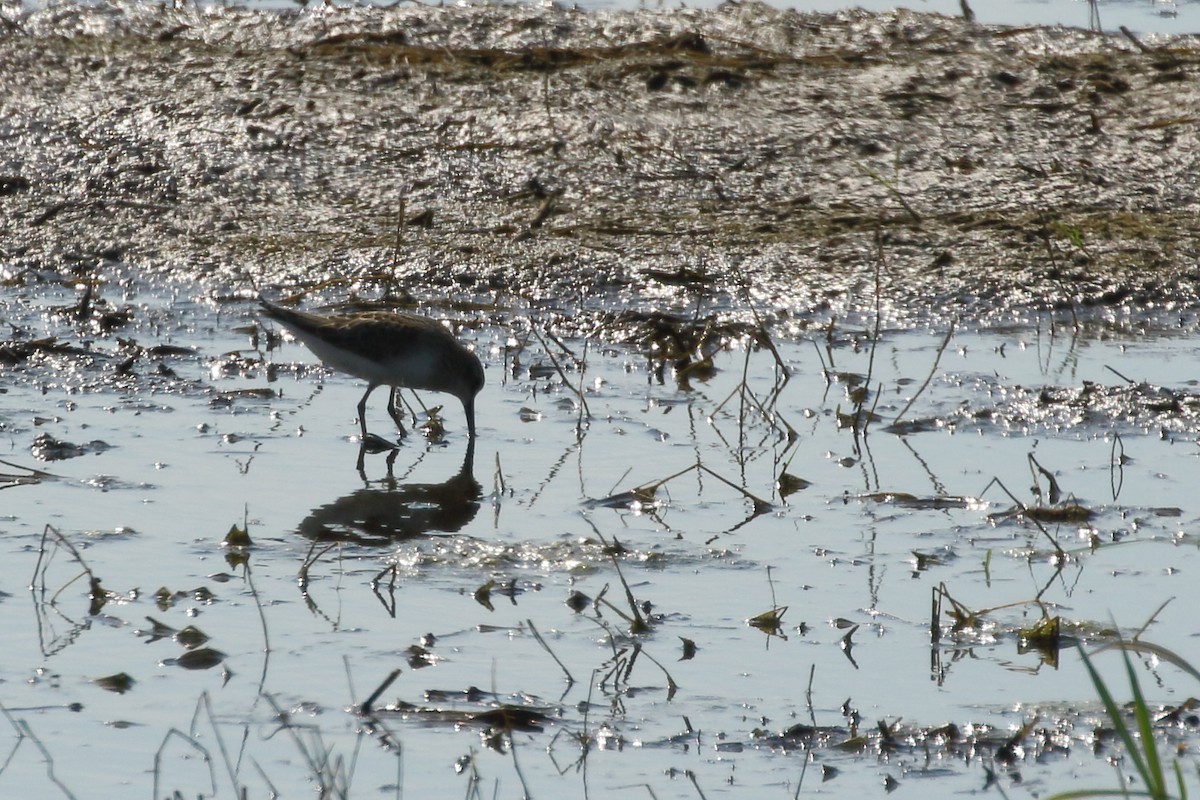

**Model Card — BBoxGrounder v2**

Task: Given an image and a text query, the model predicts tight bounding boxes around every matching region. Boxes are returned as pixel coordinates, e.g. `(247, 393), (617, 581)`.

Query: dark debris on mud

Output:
(353, 660), (1198, 791)
(974, 379), (1200, 434)
(936, 375), (1200, 438)
(3, 2), (1200, 332)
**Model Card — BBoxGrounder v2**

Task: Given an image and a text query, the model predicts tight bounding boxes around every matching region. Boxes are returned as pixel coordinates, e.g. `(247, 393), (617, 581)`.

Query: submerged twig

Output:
(630, 644), (679, 700)
(0, 703), (80, 799)
(153, 726), (218, 800)
(386, 193), (406, 299)
(737, 276), (790, 382)
(361, 669), (403, 715)
(580, 515), (648, 633)
(856, 157), (922, 223)
(792, 664), (818, 798)
(1027, 453), (1062, 506)
(978, 477), (1067, 563)
(857, 235), (885, 441)
(32, 524), (109, 616)
(1105, 364), (1135, 385)
(696, 463), (773, 516)
(531, 325), (592, 428)
(892, 321), (955, 428)
(528, 618), (575, 686)
(0, 458), (58, 489)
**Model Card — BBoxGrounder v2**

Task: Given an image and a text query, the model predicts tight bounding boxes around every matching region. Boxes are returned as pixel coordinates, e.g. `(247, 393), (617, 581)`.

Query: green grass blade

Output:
(1048, 792), (1158, 800)
(1076, 644), (1153, 789)
(1121, 645), (1166, 797)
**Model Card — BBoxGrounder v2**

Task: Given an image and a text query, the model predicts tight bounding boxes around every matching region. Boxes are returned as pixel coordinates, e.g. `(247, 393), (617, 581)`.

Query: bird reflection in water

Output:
(297, 442), (480, 546)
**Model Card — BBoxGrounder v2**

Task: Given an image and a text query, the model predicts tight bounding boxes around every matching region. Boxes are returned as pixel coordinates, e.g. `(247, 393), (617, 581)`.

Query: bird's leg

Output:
(386, 387), (408, 437)
(357, 383), (378, 442)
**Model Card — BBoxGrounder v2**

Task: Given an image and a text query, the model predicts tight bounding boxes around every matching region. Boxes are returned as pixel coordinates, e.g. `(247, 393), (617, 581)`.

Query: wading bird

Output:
(259, 297), (483, 445)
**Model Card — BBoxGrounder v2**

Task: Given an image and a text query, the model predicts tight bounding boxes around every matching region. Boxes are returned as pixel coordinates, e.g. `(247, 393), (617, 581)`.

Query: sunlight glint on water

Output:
(4, 308), (1200, 797)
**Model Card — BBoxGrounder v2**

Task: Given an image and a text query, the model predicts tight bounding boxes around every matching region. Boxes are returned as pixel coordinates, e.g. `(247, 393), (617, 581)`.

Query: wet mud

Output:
(3, 2), (1200, 328)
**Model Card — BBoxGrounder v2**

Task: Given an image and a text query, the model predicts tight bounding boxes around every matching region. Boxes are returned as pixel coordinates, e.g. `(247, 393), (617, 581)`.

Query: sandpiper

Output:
(259, 297), (484, 441)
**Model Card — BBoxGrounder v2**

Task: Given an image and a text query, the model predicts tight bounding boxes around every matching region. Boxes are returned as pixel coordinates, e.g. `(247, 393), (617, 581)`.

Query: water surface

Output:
(4, 289), (1200, 797)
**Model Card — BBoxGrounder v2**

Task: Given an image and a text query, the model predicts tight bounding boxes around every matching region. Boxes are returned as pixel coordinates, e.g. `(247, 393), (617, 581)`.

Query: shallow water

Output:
(4, 284), (1200, 798)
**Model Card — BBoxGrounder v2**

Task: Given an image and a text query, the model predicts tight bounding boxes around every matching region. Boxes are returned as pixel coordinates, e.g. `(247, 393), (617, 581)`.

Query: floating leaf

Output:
(833, 371), (865, 387)
(777, 472), (811, 497)
(565, 590), (590, 613)
(406, 645), (436, 669)
(93, 672), (135, 694)
(474, 579), (495, 612)
(419, 407), (447, 441)
(912, 548), (956, 570)
(191, 587), (216, 603)
(223, 524), (252, 548)
(361, 432), (398, 453)
(1019, 616), (1060, 648)
(153, 587), (178, 610)
(586, 490), (653, 510)
(882, 418), (944, 435)
(1018, 616), (1061, 667)
(1021, 504), (1092, 523)
(135, 616), (176, 643)
(472, 706), (551, 733)
(748, 606), (788, 638)
(173, 625), (210, 649)
(832, 735), (868, 753)
(164, 648), (226, 670)
(679, 637), (698, 661)
(88, 577), (110, 616)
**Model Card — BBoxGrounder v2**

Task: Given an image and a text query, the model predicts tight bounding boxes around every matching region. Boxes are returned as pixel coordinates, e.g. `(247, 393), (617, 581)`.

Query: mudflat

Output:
(2, 2), (1198, 325)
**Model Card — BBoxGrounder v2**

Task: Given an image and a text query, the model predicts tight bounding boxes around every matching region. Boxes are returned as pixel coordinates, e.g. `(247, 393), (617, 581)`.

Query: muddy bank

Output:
(3, 2), (1200, 330)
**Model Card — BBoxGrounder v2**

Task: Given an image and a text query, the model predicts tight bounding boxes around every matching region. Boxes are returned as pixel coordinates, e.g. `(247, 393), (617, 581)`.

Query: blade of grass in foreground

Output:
(1047, 642), (1182, 800)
